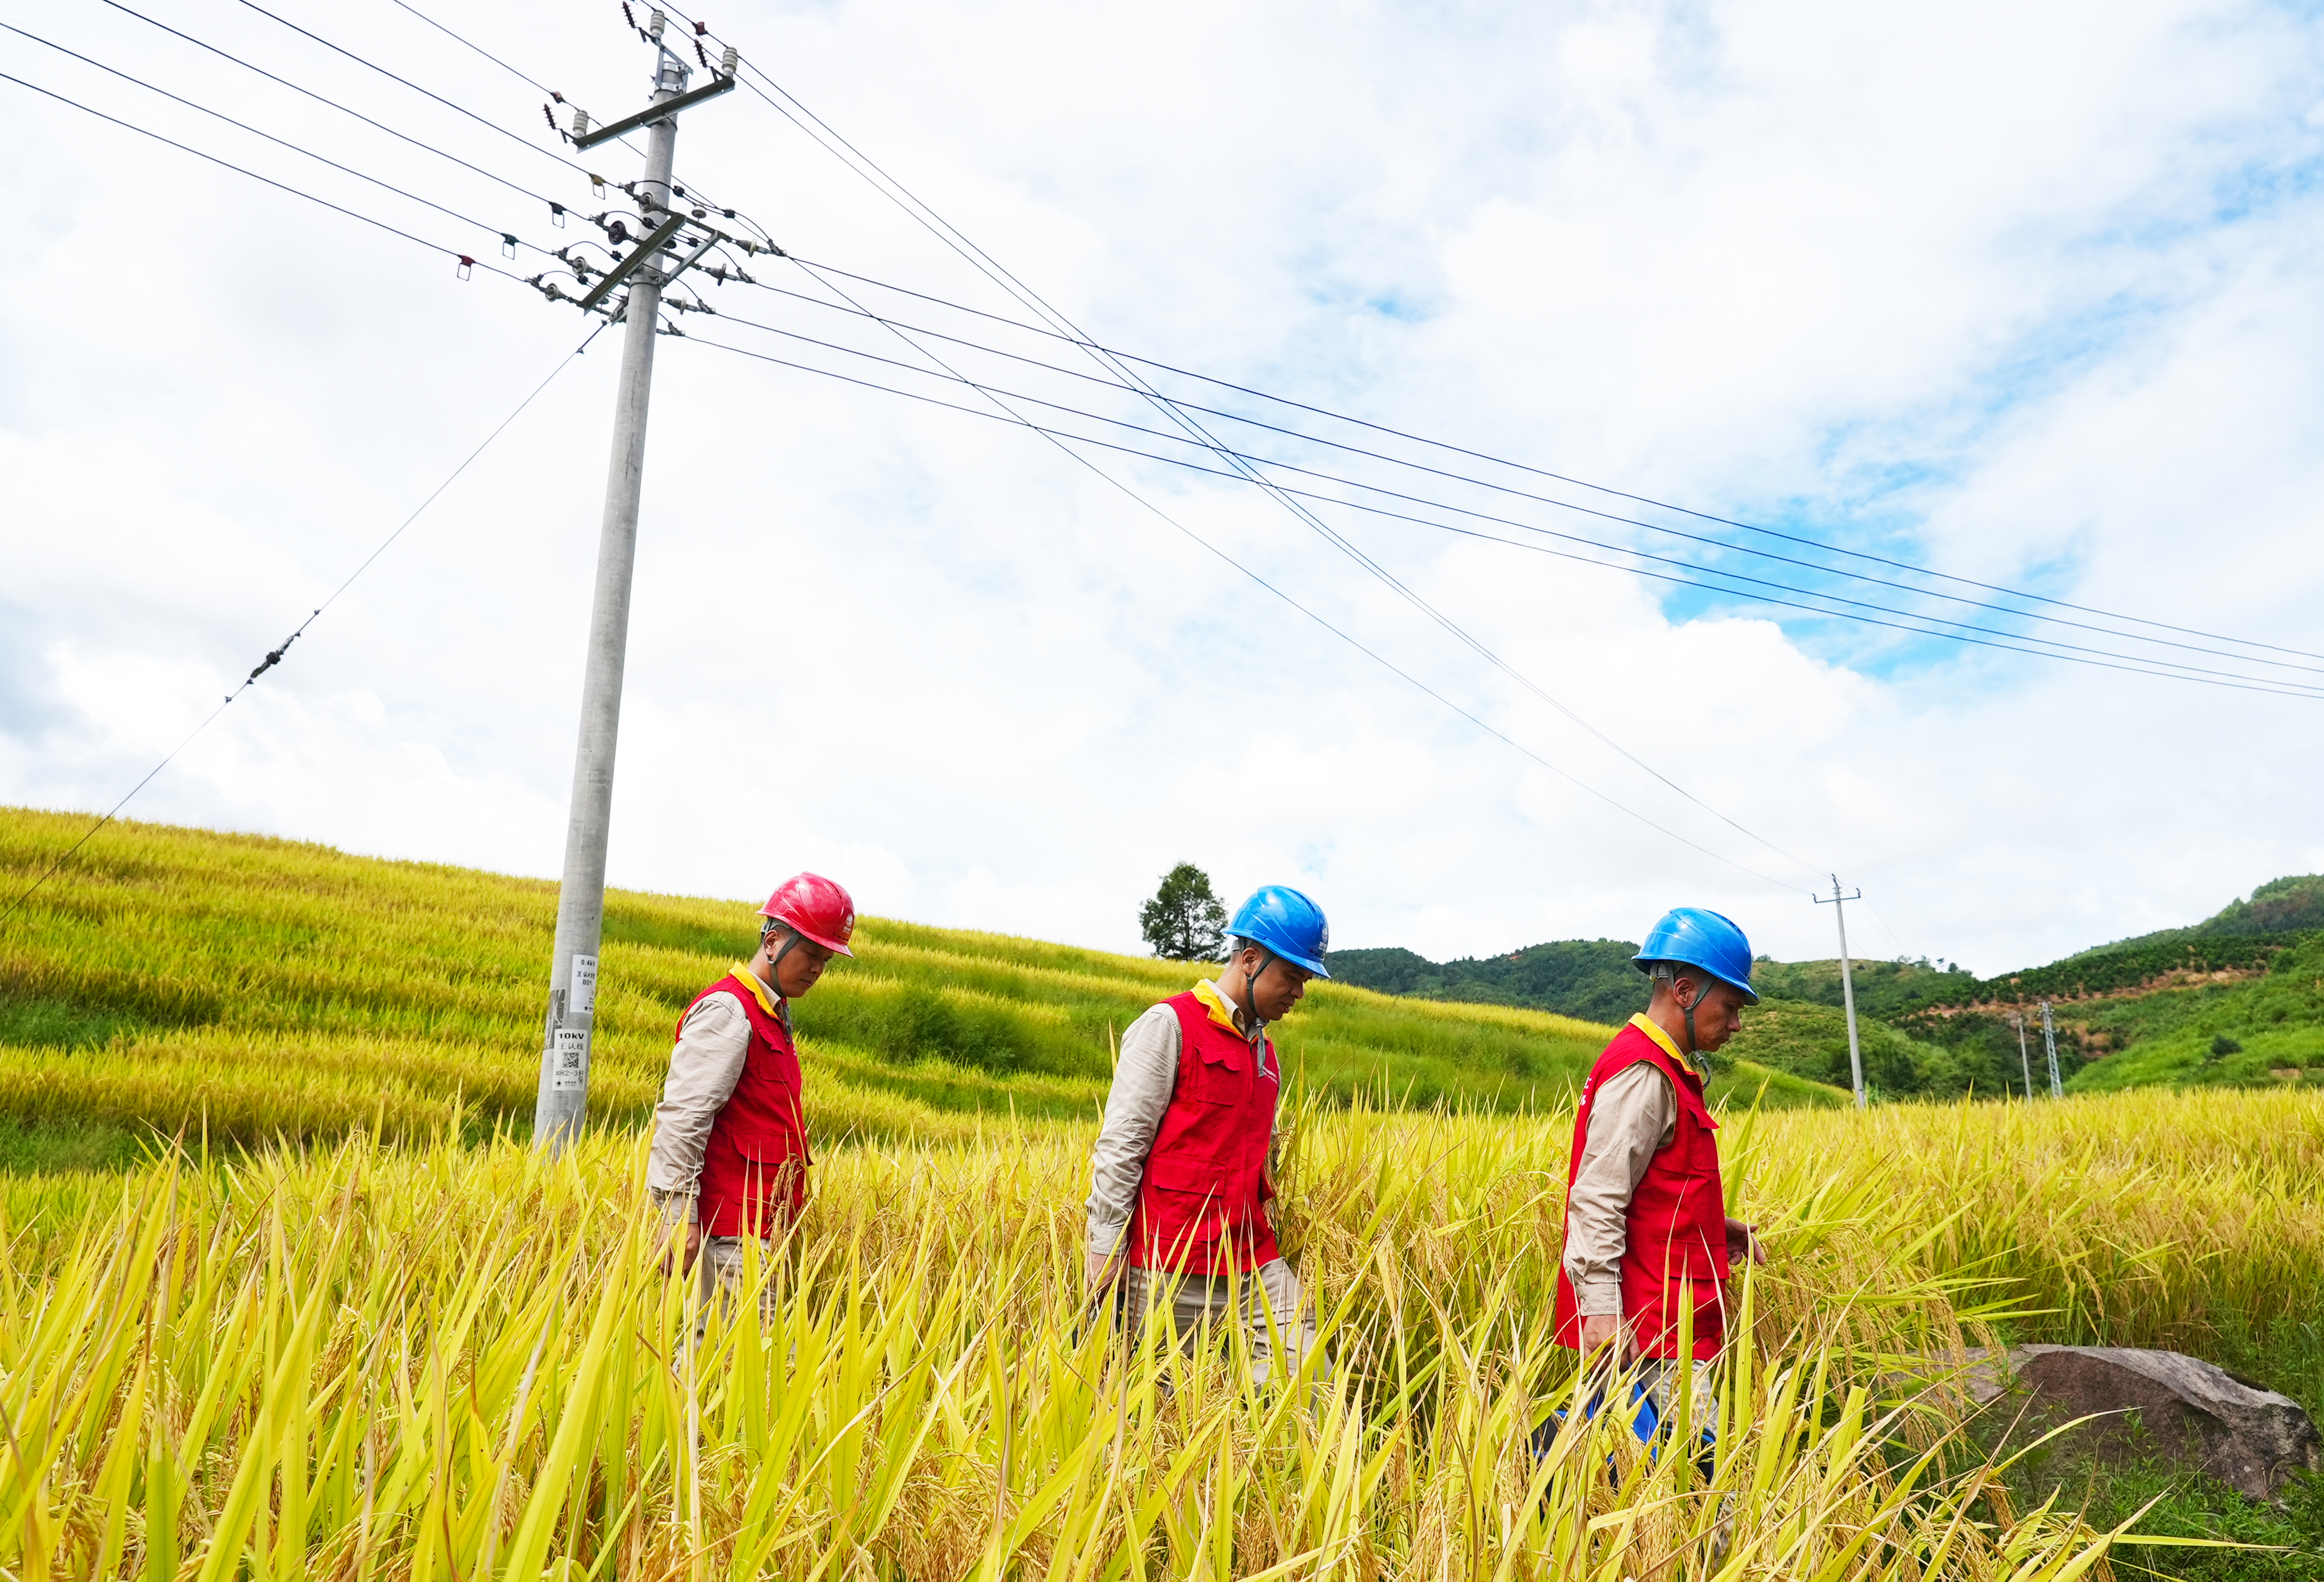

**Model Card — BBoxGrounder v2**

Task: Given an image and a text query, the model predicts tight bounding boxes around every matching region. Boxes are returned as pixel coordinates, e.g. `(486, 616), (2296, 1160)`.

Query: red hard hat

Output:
(757, 872), (856, 957)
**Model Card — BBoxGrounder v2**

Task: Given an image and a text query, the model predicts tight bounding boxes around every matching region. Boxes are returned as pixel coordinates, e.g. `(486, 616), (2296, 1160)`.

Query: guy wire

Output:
(0, 322), (609, 930)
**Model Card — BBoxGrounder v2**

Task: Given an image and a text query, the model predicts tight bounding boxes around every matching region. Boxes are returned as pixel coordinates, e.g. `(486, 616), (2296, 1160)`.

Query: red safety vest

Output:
(681, 970), (811, 1237)
(1124, 990), (1282, 1275)
(1552, 1018), (1731, 1360)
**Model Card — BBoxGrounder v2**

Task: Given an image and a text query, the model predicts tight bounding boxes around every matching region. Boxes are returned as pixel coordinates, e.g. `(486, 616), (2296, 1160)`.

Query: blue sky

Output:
(4, 0), (2323, 975)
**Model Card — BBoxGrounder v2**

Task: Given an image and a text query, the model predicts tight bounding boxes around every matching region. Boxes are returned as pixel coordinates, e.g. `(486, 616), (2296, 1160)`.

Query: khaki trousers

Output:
(1629, 1354), (1718, 1433)
(693, 1234), (786, 1335)
(1120, 1257), (1322, 1388)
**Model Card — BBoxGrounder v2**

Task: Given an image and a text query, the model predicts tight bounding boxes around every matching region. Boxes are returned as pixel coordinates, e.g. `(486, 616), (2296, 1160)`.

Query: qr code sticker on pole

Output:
(551, 1027), (589, 1091)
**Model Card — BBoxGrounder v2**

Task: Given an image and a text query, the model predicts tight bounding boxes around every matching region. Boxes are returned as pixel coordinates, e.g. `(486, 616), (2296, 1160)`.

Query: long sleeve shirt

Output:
(1085, 980), (1269, 1258)
(1560, 1020), (1683, 1317)
(645, 967), (775, 1224)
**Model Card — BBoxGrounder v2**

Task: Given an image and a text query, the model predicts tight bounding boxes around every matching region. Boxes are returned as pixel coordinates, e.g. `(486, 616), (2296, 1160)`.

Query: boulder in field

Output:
(1976, 1344), (2323, 1501)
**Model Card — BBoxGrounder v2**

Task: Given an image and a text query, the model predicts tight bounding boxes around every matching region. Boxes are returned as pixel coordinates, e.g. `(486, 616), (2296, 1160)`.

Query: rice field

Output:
(5, 808), (2321, 1576)
(11, 1085), (2320, 1580)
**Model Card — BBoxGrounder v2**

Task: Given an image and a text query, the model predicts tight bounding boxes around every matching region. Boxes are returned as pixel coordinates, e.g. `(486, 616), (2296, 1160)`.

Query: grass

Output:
(0, 807), (1837, 1157)
(8, 808), (2323, 1573)
(14, 1090), (2317, 1580)
(2062, 940), (2324, 1094)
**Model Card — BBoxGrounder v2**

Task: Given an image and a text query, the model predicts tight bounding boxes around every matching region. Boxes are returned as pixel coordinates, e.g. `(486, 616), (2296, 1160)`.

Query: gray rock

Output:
(1985, 1344), (2323, 1501)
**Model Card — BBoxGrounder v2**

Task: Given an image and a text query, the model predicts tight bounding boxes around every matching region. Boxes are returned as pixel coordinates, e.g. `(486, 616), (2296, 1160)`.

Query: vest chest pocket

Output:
(1186, 1040), (1248, 1104)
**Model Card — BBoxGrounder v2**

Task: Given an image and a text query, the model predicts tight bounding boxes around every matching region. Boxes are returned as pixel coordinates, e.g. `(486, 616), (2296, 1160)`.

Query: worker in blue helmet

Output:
(1545, 907), (1767, 1448)
(1083, 884), (1330, 1386)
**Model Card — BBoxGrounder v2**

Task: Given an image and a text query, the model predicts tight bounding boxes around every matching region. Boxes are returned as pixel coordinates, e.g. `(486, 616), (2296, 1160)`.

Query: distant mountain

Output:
(1328, 875), (2324, 1101)
(2072, 874), (2324, 954)
(1324, 940), (1646, 1025)
(2201, 874), (2324, 936)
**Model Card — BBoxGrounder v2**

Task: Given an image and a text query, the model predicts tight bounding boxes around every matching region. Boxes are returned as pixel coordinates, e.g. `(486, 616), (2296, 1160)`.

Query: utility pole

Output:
(1813, 876), (1866, 1110)
(532, 13), (739, 1150)
(2010, 1009), (2034, 1100)
(2040, 1001), (2063, 1099)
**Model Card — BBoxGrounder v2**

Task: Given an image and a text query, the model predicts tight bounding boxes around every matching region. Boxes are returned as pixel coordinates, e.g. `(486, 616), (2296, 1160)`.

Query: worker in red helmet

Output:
(647, 872), (856, 1320)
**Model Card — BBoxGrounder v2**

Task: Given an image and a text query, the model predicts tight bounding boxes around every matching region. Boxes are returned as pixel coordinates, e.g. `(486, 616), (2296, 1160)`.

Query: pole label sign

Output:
(551, 1026), (589, 1092)
(569, 954), (599, 1017)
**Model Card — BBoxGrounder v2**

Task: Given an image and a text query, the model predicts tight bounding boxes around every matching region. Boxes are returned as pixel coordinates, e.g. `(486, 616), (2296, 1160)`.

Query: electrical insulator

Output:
(720, 45), (738, 75)
(572, 108), (591, 138)
(648, 9), (666, 40)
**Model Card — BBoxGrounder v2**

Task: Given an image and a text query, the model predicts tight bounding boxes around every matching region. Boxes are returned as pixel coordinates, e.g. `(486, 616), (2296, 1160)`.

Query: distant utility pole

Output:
(2010, 1009), (2034, 1100)
(2040, 1001), (2063, 1099)
(1813, 875), (1866, 1110)
(532, 12), (742, 1151)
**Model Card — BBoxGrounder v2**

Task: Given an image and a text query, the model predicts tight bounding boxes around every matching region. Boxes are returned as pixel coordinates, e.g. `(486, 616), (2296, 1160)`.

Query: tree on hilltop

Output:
(1140, 863), (1227, 962)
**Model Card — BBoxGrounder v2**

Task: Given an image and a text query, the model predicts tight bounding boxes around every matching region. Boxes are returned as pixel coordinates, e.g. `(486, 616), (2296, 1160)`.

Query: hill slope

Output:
(1323, 939), (1645, 1023)
(0, 808), (1839, 1164)
(1336, 877), (2324, 1100)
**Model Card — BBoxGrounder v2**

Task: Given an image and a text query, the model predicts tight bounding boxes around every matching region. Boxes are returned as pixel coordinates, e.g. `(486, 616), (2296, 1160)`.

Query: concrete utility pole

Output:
(2010, 1009), (2034, 1100)
(1814, 876), (1867, 1110)
(2040, 1000), (2063, 1099)
(534, 15), (738, 1150)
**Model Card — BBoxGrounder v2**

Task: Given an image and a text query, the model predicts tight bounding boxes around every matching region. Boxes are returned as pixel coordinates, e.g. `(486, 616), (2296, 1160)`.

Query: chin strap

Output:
(765, 924), (803, 988)
(1231, 950), (1275, 1060)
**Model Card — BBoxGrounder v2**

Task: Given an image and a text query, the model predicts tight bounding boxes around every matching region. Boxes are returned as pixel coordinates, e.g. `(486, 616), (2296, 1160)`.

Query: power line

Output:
(0, 323), (606, 931)
(705, 31), (2166, 675)
(679, 327), (1810, 891)
(679, 317), (2324, 702)
(220, 0), (628, 189)
(6, 22), (558, 259)
(388, 0), (553, 96)
(696, 252), (1819, 888)
(697, 300), (2324, 700)
(686, 56), (1842, 880)
(0, 67), (526, 278)
(766, 259), (2324, 677)
(92, 0), (574, 221)
(795, 250), (1839, 883)
(1093, 351), (2324, 666)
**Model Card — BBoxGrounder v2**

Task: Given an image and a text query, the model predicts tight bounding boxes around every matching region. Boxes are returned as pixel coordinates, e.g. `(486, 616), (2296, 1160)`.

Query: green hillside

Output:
(1323, 938), (1645, 1022)
(1328, 876), (2324, 1101)
(0, 808), (1839, 1168)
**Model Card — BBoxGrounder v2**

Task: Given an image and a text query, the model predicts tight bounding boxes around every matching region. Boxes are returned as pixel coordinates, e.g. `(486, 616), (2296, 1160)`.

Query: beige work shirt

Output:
(646, 964), (781, 1225)
(1085, 980), (1273, 1259)
(1561, 1014), (1689, 1317)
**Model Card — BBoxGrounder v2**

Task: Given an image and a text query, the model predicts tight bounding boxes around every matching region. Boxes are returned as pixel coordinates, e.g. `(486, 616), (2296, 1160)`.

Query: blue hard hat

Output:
(1633, 907), (1758, 1004)
(1228, 885), (1332, 978)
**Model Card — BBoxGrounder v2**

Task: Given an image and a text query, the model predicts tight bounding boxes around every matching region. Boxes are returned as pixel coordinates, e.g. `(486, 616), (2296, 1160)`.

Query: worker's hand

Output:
(1576, 1313), (1629, 1365)
(659, 1219), (702, 1277)
(1726, 1215), (1766, 1267)
(1085, 1249), (1123, 1293)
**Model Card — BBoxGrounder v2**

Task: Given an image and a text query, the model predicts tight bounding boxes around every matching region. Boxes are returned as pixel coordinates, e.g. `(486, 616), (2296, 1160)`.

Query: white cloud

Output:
(4, 0), (2322, 984)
